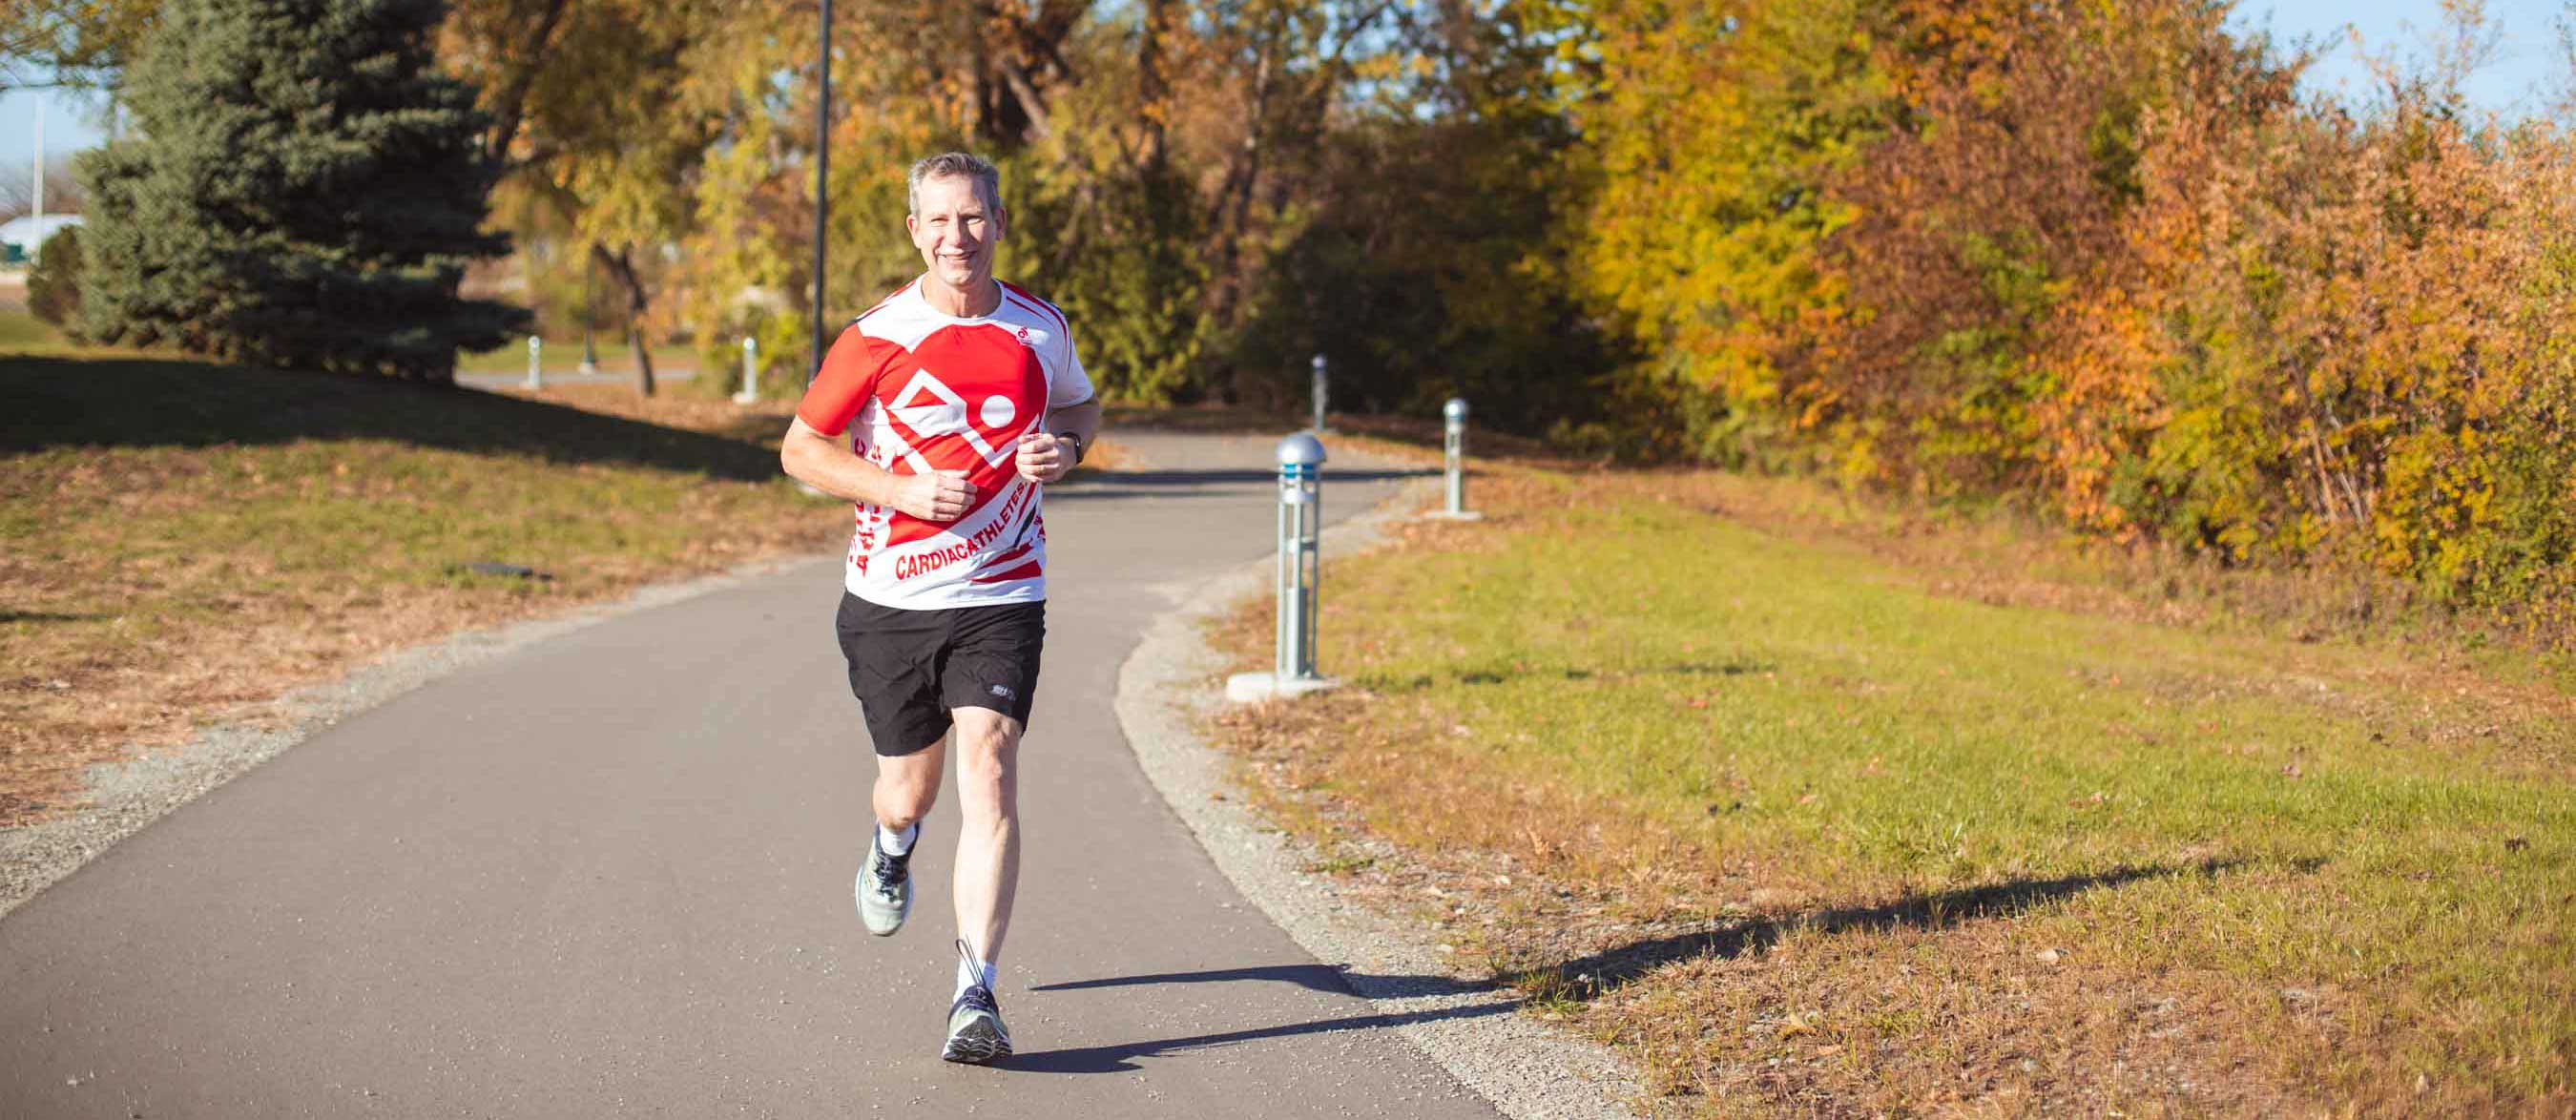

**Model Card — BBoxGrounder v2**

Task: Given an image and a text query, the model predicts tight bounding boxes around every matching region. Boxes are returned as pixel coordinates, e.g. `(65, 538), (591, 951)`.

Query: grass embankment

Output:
(1211, 455), (2576, 1114)
(0, 354), (842, 826)
(452, 337), (668, 376)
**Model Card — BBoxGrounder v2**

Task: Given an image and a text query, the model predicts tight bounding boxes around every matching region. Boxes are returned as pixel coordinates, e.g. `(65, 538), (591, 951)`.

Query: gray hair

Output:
(907, 152), (1003, 216)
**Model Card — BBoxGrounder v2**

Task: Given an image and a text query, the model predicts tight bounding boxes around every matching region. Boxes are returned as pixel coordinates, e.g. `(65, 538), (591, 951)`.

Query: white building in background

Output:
(1, 214), (83, 264)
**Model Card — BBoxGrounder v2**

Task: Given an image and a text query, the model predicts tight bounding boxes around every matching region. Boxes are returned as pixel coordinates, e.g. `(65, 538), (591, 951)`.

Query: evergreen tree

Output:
(76, 0), (525, 380)
(26, 224), (83, 332)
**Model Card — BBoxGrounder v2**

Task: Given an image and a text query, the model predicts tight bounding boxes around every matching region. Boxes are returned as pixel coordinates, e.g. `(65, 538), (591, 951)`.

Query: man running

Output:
(779, 151), (1100, 1065)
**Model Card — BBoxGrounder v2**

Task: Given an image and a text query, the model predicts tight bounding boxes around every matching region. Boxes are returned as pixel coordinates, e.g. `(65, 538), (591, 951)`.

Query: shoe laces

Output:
(871, 841), (908, 898)
(954, 937), (998, 1012)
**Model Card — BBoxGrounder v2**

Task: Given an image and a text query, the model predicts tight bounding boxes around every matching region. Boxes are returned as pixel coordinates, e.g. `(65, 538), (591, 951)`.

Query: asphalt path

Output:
(0, 431), (1496, 1117)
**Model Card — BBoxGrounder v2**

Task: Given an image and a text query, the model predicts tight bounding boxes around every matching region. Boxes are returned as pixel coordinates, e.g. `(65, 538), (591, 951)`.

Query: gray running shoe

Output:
(855, 829), (911, 937)
(942, 939), (1011, 1065)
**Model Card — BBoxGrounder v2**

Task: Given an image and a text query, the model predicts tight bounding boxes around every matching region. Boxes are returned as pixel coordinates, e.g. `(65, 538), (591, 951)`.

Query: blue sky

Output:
(2231, 0), (2568, 117)
(1, 0), (2566, 176)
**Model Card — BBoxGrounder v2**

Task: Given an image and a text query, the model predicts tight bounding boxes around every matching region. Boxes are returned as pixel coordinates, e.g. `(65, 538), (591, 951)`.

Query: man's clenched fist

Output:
(1015, 432), (1076, 484)
(894, 469), (976, 521)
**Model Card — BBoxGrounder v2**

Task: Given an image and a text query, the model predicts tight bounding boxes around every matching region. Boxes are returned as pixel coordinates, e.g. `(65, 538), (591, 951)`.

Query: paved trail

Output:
(0, 431), (1496, 1118)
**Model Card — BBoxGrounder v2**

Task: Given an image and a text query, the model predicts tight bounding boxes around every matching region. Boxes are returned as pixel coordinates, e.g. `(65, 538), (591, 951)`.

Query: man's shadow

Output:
(994, 859), (2259, 1074)
(1006, 964), (1508, 1074)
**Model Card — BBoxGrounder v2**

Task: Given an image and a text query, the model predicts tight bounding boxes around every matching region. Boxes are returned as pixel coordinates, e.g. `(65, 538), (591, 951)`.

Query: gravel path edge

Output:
(1111, 475), (1648, 1120)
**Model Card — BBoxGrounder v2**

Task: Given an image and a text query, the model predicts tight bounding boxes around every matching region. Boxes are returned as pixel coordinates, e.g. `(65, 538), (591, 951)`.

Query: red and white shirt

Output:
(796, 279), (1094, 610)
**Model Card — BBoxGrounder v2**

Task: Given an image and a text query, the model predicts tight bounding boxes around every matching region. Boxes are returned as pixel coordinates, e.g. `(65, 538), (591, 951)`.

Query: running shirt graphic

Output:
(795, 279), (1094, 611)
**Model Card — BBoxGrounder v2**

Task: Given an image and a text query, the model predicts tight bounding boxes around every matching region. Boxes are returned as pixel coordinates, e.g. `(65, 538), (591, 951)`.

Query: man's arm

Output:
(780, 416), (975, 520)
(1013, 398), (1103, 484)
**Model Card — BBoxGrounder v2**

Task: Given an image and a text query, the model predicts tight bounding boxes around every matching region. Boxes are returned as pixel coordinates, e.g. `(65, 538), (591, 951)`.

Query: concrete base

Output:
(733, 390), (760, 404)
(1224, 672), (1340, 703)
(1424, 509), (1485, 521)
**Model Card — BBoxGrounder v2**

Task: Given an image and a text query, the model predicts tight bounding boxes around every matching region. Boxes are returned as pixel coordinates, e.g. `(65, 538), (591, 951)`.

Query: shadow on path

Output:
(1005, 863), (2270, 1075)
(1048, 467), (1434, 502)
(1010, 965), (1505, 1075)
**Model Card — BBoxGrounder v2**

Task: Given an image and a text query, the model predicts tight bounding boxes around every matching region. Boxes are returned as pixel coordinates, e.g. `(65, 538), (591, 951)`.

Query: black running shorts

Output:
(835, 591), (1045, 757)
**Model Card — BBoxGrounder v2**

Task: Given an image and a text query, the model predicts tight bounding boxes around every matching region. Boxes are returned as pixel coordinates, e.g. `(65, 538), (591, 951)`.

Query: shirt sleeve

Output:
(797, 325), (892, 437)
(1047, 324), (1095, 409)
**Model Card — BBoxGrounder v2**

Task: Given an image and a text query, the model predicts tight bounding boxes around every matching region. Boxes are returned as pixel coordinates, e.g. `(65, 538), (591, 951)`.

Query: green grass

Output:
(453, 336), (664, 375)
(1232, 466), (2576, 1110)
(0, 309), (70, 352)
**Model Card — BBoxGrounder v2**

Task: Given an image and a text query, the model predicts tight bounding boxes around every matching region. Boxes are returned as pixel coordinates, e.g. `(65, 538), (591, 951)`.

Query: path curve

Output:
(0, 429), (1494, 1118)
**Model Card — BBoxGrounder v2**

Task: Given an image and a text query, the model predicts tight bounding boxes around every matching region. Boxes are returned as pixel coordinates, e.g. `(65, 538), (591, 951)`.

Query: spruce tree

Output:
(76, 0), (526, 380)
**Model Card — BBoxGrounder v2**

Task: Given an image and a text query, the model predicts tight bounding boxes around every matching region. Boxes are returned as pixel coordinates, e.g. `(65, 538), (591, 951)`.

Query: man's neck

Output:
(920, 275), (1001, 319)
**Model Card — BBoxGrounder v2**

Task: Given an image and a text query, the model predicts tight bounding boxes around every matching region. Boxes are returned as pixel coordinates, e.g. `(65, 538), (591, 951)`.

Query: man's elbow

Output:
(780, 432), (819, 486)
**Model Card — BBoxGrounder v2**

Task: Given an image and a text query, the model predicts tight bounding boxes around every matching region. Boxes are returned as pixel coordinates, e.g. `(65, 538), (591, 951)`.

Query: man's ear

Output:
(905, 213), (920, 239)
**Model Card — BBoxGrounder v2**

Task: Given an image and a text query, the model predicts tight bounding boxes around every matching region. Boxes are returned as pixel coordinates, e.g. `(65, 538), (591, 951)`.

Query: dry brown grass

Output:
(1200, 457), (2576, 1116)
(0, 380), (836, 826)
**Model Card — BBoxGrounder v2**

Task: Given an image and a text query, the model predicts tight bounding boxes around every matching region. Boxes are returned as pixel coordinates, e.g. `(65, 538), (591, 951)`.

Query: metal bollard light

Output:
(526, 335), (543, 391)
(1310, 353), (1329, 433)
(1435, 397), (1484, 521)
(1276, 431), (1326, 681)
(1444, 398), (1468, 513)
(1224, 432), (1341, 703)
(734, 336), (760, 404)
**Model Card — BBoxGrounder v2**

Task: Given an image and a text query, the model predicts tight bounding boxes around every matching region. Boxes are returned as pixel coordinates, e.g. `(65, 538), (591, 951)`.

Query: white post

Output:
(734, 336), (759, 403)
(31, 108), (43, 247)
(1434, 397), (1483, 521)
(1310, 354), (1328, 433)
(526, 335), (543, 391)
(1225, 433), (1340, 702)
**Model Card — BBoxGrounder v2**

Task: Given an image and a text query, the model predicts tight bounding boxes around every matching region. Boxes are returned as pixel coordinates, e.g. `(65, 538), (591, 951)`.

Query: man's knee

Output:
(953, 714), (1019, 767)
(876, 752), (942, 819)
(951, 714), (1019, 810)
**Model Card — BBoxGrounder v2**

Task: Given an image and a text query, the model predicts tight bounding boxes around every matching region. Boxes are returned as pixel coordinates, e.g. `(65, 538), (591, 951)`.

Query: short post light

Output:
(577, 256), (600, 375)
(1310, 353), (1329, 433)
(735, 336), (760, 404)
(1226, 432), (1340, 702)
(1436, 397), (1482, 520)
(526, 335), (543, 391)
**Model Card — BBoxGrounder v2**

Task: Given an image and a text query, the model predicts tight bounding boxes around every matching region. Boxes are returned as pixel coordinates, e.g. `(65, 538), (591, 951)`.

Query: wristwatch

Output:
(1060, 432), (1086, 467)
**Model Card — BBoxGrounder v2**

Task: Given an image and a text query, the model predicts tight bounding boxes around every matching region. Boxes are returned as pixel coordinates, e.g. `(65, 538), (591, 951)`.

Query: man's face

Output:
(907, 175), (1005, 296)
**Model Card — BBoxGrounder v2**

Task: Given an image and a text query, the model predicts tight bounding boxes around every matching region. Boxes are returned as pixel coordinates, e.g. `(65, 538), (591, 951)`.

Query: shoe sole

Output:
(941, 1013), (1011, 1065)
(855, 864), (909, 937)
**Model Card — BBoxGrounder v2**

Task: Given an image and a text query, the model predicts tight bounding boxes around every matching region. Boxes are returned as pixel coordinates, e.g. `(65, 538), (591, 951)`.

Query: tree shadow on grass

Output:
(1515, 858), (2273, 1002)
(998, 861), (2276, 1075)
(1370, 660), (1775, 693)
(0, 355), (780, 481)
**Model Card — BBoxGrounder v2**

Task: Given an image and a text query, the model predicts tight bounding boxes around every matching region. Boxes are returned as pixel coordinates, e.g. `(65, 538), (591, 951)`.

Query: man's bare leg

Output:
(874, 736), (945, 836)
(858, 736), (945, 936)
(947, 707), (1021, 964)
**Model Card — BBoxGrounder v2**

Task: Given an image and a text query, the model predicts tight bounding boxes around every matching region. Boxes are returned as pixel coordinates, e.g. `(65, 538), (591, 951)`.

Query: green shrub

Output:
(25, 224), (82, 333)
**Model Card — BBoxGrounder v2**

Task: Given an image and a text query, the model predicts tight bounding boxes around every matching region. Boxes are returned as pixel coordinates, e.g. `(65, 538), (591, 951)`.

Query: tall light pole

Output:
(31, 106), (44, 250)
(809, 0), (832, 384)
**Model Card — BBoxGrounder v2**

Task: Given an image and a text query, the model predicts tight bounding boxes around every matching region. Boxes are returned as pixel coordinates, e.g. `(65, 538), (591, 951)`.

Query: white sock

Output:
(878, 821), (917, 857)
(955, 954), (998, 997)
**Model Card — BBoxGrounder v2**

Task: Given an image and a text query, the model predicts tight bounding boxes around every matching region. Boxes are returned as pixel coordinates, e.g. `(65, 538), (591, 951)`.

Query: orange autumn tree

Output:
(1567, 0), (2574, 636)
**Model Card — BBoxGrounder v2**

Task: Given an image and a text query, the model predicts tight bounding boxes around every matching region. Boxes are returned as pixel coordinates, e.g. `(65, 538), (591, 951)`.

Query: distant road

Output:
(0, 430), (1492, 1117)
